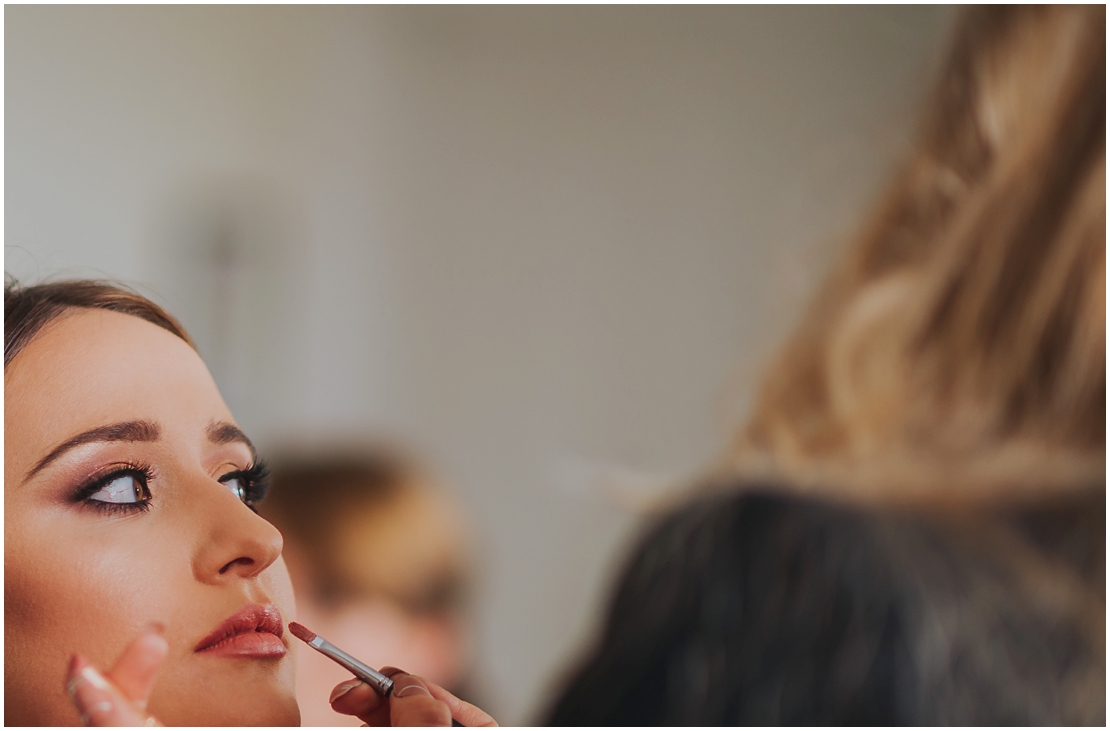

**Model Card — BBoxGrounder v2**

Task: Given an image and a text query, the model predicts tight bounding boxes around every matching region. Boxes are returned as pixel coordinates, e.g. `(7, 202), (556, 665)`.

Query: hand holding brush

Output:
(290, 622), (496, 727)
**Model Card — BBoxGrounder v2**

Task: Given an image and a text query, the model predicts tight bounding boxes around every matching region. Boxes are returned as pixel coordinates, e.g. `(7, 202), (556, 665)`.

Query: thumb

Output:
(389, 673), (452, 727)
(106, 624), (169, 711)
(65, 655), (159, 726)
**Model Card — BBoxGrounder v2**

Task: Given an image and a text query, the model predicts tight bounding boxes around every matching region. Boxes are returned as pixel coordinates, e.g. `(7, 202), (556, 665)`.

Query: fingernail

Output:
(65, 655), (84, 698)
(393, 678), (431, 698)
(329, 679), (364, 704)
(66, 655), (109, 697)
(79, 664), (112, 691)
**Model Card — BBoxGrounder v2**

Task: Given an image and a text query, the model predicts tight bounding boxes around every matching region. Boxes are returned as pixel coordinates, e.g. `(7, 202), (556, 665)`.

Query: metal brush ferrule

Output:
(311, 635), (395, 697)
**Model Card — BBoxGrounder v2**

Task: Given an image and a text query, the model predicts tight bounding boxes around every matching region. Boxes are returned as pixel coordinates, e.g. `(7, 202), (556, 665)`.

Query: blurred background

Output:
(6, 5), (954, 724)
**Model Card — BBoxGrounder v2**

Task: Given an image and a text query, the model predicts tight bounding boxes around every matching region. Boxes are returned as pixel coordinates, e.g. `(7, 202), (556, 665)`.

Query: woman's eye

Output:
(88, 474), (147, 504)
(218, 461), (269, 513)
(222, 476), (247, 502)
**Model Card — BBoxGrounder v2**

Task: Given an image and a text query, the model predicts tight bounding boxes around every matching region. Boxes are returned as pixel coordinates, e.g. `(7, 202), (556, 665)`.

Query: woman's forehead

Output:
(5, 309), (233, 463)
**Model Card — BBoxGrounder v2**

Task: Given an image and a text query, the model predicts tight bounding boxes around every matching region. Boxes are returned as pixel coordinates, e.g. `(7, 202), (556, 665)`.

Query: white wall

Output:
(6, 6), (953, 722)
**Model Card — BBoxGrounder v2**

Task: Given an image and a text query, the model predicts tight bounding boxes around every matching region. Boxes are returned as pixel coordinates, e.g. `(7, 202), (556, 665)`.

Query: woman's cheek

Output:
(13, 507), (179, 650)
(52, 537), (175, 661)
(3, 526), (167, 725)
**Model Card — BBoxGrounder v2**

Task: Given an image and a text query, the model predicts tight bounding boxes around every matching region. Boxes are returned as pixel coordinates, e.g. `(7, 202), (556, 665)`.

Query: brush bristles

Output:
(288, 621), (317, 643)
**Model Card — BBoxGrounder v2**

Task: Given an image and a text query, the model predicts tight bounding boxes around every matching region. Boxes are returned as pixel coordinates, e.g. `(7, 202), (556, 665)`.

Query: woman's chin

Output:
(155, 697), (301, 727)
(151, 666), (300, 726)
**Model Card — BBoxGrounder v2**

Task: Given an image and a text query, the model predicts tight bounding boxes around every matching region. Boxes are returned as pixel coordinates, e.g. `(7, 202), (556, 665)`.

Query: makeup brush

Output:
(288, 622), (395, 698)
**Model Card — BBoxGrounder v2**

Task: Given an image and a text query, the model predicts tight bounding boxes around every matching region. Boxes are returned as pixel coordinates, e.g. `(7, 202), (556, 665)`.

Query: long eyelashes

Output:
(72, 460), (271, 515)
(218, 459), (271, 512)
(72, 462), (156, 515)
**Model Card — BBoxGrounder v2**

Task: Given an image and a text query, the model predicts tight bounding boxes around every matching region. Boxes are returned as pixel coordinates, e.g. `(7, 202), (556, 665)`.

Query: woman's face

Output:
(4, 309), (299, 725)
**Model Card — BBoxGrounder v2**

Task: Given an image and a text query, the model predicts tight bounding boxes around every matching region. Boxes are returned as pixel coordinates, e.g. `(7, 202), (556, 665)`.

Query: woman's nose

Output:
(192, 479), (284, 584)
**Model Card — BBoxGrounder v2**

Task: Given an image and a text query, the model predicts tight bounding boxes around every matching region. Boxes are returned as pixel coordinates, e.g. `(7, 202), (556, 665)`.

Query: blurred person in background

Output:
(545, 5), (1104, 725)
(258, 450), (476, 726)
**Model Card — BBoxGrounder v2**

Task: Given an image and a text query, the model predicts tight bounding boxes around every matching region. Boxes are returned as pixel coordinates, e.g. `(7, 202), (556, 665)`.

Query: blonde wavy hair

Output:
(733, 6), (1105, 506)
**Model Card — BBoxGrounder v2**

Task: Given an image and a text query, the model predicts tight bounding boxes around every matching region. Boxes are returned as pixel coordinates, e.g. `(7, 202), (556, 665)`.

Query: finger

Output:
(106, 624), (169, 710)
(390, 673), (452, 727)
(424, 681), (498, 727)
(65, 655), (158, 726)
(380, 667), (496, 727)
(329, 679), (391, 726)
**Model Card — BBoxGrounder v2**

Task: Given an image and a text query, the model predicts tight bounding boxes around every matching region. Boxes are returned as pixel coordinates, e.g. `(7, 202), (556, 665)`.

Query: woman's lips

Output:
(195, 603), (286, 658)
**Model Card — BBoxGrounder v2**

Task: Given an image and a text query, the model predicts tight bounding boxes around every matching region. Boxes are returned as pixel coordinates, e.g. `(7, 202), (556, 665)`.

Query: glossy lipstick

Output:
(195, 604), (286, 658)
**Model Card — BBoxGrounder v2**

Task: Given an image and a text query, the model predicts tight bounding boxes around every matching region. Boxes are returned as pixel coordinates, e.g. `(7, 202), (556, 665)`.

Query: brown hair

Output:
(258, 450), (469, 614)
(734, 6), (1105, 506)
(4, 278), (194, 367)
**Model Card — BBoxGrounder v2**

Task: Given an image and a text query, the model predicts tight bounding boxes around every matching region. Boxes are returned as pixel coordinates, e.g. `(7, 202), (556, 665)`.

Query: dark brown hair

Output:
(4, 278), (194, 368)
(734, 6), (1105, 506)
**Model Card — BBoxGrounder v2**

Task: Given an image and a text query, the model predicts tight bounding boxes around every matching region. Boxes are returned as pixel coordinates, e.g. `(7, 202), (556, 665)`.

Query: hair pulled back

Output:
(4, 278), (194, 368)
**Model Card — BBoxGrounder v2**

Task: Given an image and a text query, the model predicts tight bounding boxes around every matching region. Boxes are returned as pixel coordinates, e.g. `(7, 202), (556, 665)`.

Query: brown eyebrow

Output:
(24, 420), (161, 484)
(206, 421), (257, 461)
